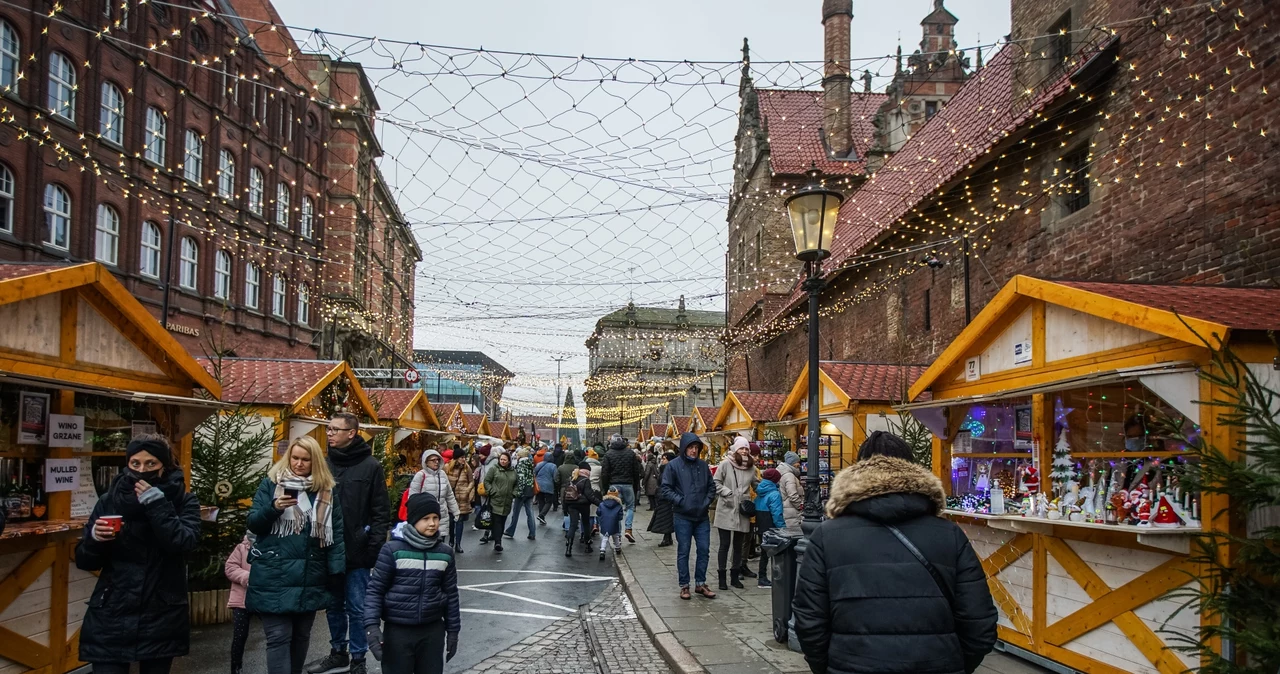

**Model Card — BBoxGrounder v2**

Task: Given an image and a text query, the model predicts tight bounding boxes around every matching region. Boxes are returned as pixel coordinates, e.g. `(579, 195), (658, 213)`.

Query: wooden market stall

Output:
(367, 388), (443, 483)
(432, 403), (465, 437)
(773, 362), (926, 498)
(457, 413), (492, 442)
(904, 275), (1280, 674)
(0, 262), (225, 674)
(202, 358), (384, 459)
(709, 391), (787, 464)
(649, 423), (668, 441)
(690, 406), (719, 437)
(668, 415), (693, 439)
(487, 421), (514, 443)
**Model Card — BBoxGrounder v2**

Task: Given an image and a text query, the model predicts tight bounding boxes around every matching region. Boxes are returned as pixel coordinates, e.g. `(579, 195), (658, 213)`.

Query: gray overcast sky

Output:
(271, 0), (1011, 416)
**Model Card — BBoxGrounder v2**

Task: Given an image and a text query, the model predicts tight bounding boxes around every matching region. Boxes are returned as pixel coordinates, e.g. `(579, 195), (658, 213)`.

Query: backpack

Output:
(563, 480), (580, 502)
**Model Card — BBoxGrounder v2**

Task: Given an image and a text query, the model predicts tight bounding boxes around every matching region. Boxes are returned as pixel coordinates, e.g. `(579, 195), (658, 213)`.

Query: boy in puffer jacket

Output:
(364, 493), (461, 673)
(597, 487), (625, 561)
(753, 469), (786, 588)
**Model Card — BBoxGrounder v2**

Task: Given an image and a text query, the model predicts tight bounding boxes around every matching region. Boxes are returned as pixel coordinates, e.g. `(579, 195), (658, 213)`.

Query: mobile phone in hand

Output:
(284, 488), (299, 499)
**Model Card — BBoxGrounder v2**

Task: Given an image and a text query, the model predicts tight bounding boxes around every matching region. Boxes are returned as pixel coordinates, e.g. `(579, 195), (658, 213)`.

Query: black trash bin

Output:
(762, 527), (805, 644)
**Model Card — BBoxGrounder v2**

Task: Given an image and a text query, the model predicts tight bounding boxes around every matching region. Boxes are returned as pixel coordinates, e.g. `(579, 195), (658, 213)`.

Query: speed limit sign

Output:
(404, 368), (421, 384)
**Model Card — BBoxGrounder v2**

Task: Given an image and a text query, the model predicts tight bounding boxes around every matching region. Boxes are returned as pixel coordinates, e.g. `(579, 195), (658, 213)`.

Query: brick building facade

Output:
(727, 0), (1280, 395)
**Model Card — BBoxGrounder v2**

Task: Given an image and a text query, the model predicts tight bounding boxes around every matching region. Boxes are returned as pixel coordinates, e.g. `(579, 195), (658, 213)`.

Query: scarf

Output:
(272, 469), (335, 547)
(398, 522), (440, 551)
(110, 469), (185, 521)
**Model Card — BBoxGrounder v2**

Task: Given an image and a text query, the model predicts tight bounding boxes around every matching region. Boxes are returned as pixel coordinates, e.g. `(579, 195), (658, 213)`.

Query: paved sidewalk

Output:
(618, 509), (1050, 674)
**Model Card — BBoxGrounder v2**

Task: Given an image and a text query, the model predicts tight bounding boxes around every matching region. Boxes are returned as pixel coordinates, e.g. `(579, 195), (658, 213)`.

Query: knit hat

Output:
(406, 493), (440, 525)
(763, 468), (782, 484)
(730, 436), (750, 452)
(516, 447), (530, 459)
(578, 461), (591, 470)
(606, 486), (619, 494)
(783, 451), (800, 466)
(477, 444), (492, 458)
(126, 437), (173, 469)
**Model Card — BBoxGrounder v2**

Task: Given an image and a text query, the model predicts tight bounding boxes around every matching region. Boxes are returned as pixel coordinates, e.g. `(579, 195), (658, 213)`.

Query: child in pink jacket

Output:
(224, 534), (254, 674)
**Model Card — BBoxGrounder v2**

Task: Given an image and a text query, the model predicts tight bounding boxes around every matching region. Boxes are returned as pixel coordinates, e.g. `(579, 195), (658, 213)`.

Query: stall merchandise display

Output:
(797, 434), (840, 501)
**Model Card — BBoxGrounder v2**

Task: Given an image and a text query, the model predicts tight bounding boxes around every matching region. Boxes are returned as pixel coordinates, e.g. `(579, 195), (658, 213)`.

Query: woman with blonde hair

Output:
(247, 436), (347, 674)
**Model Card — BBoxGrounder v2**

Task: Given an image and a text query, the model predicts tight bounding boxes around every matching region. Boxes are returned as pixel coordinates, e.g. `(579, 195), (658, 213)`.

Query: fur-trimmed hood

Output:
(824, 455), (945, 520)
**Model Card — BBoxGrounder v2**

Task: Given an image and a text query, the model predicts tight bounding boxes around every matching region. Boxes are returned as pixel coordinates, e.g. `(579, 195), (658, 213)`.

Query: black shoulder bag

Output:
(882, 524), (955, 607)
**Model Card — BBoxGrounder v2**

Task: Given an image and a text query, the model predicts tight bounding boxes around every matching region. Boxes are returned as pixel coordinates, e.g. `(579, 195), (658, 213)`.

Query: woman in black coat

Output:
(646, 452), (676, 546)
(75, 436), (202, 674)
(792, 432), (997, 674)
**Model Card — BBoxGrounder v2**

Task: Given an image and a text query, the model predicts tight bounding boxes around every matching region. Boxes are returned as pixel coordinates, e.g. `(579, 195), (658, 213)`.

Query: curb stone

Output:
(615, 550), (708, 674)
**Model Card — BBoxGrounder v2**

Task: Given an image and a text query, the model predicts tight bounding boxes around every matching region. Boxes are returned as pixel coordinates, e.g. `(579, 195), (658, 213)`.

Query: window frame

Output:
(47, 52), (76, 122)
(275, 181), (290, 229)
(145, 106), (167, 166)
(99, 82), (125, 146)
(183, 129), (203, 184)
(213, 249), (232, 300)
(218, 149), (236, 200)
(0, 164), (13, 233)
(271, 274), (286, 317)
(140, 220), (162, 278)
(0, 20), (18, 92)
(43, 183), (71, 250)
(1062, 144), (1091, 215)
(248, 168), (264, 216)
(94, 203), (120, 265)
(296, 282), (310, 324)
(244, 262), (261, 310)
(299, 196), (313, 238)
(178, 236), (198, 290)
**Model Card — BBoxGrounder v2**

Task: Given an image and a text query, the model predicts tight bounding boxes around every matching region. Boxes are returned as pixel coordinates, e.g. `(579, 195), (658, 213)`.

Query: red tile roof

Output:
(490, 421), (510, 438)
(432, 403), (460, 421)
(200, 358), (340, 407)
(694, 406), (720, 425)
(1057, 281), (1280, 332)
(734, 392), (789, 423)
(758, 89), (887, 177)
(0, 263), (71, 281)
(820, 362), (927, 403)
(651, 423), (668, 437)
(367, 388), (420, 421)
(460, 413), (487, 434)
(670, 416), (693, 434)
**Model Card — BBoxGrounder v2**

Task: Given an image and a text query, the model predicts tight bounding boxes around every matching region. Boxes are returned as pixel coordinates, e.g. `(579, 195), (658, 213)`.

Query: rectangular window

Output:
(218, 150), (235, 199)
(145, 107), (167, 165)
(1063, 146), (1091, 214)
(0, 167), (12, 233)
(272, 275), (286, 317)
(925, 101), (939, 119)
(179, 237), (198, 290)
(140, 222), (161, 278)
(249, 169), (264, 215)
(275, 182), (290, 228)
(99, 83), (124, 145)
(245, 263), (260, 310)
(95, 205), (120, 265)
(214, 251), (232, 300)
(1049, 12), (1072, 65)
(0, 22), (18, 91)
(183, 130), (203, 184)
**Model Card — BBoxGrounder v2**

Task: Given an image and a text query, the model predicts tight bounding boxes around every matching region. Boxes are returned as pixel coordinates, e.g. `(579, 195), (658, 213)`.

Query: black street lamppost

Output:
(785, 164), (844, 536)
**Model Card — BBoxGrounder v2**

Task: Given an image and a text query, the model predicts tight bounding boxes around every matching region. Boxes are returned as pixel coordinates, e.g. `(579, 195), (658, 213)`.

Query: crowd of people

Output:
(73, 413), (998, 674)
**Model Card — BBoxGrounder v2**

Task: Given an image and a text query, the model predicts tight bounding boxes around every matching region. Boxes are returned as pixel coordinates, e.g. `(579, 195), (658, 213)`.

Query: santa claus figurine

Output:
(1136, 495), (1153, 526)
(1151, 495), (1184, 528)
(1021, 466), (1040, 494)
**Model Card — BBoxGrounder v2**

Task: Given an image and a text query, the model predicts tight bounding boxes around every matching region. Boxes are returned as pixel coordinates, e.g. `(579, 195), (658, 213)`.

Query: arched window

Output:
(140, 221), (161, 278)
(0, 21), (18, 91)
(214, 250), (232, 300)
(271, 274), (286, 317)
(95, 204), (120, 265)
(297, 282), (310, 324)
(99, 82), (124, 145)
(0, 165), (12, 233)
(244, 262), (261, 310)
(47, 53), (75, 121)
(183, 130), (203, 184)
(43, 184), (71, 249)
(218, 149), (235, 199)
(145, 107), (167, 165)
(178, 236), (198, 289)
(275, 182), (290, 228)
(299, 196), (314, 238)
(248, 168), (264, 215)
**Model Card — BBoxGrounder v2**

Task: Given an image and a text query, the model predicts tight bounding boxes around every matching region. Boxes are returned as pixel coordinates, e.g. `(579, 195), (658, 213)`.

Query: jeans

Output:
(326, 567), (369, 658)
(91, 659), (173, 674)
(262, 612), (316, 674)
(451, 513), (468, 549)
(505, 495), (536, 537)
(614, 484), (637, 530)
(383, 620), (446, 674)
(717, 528), (747, 572)
(673, 516), (710, 588)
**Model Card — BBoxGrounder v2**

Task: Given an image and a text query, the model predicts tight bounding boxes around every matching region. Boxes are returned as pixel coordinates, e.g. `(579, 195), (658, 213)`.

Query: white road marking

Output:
(456, 569), (615, 580)
(459, 587), (578, 613)
(462, 578), (615, 589)
(461, 608), (565, 620)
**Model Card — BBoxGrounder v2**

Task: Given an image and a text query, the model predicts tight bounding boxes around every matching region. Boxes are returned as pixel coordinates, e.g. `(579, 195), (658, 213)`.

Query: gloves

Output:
(446, 631), (459, 661)
(366, 624), (383, 661)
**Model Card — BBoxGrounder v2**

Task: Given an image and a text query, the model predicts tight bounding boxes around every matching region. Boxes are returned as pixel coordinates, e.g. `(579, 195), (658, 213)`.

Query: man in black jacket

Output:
(791, 432), (997, 674)
(307, 412), (390, 674)
(659, 432), (717, 601)
(598, 434), (643, 542)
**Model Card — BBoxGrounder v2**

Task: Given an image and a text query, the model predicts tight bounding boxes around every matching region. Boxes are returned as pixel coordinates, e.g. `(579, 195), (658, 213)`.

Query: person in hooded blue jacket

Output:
(659, 432), (717, 601)
(753, 469), (786, 588)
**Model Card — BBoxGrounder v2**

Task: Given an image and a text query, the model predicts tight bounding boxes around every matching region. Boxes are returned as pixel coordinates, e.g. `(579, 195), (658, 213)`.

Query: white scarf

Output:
(272, 470), (335, 547)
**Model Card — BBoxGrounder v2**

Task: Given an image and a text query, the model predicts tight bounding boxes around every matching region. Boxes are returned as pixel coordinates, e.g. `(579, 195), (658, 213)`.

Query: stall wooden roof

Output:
(201, 358), (376, 419)
(367, 388), (441, 430)
(0, 262), (221, 397)
(458, 413), (491, 436)
(908, 275), (1280, 401)
(713, 391), (788, 431)
(670, 415), (693, 435)
(779, 362), (927, 418)
(489, 421), (513, 441)
(432, 403), (465, 433)
(639, 429), (652, 442)
(651, 423), (668, 439)
(691, 406), (720, 434)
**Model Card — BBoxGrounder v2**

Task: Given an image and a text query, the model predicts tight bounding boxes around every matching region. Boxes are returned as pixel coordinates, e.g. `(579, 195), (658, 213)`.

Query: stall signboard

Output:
(1013, 340), (1032, 365)
(48, 414), (86, 448)
(71, 458), (98, 517)
(44, 458), (80, 492)
(964, 357), (981, 382)
(18, 391), (50, 444)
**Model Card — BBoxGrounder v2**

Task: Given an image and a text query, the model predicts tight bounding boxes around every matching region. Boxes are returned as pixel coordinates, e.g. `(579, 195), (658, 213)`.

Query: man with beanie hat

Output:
(599, 434), (643, 543)
(776, 452), (805, 528)
(363, 493), (460, 673)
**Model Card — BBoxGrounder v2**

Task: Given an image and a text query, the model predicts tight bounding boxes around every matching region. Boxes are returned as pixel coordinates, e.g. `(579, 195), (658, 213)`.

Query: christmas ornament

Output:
(1151, 495), (1184, 528)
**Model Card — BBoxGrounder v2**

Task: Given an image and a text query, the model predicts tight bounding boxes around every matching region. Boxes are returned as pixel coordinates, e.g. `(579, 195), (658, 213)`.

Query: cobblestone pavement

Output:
(461, 580), (673, 674)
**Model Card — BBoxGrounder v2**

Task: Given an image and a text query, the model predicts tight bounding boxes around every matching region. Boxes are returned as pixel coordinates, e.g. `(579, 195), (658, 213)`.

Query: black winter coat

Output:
(363, 526), (461, 633)
(328, 437), (390, 570)
(75, 470), (202, 664)
(646, 463), (674, 535)
(792, 456), (997, 674)
(599, 446), (642, 489)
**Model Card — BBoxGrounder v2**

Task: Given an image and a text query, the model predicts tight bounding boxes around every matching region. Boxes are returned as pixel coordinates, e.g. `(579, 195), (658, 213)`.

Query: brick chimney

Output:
(822, 0), (854, 158)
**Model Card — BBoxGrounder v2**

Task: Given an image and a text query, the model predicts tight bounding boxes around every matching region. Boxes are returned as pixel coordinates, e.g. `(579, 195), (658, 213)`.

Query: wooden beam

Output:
(48, 540), (71, 674)
(59, 290), (77, 364)
(0, 350), (193, 396)
(979, 533), (1032, 577)
(987, 576), (1034, 636)
(1031, 300), (1046, 369)
(0, 263), (96, 306)
(0, 625), (52, 669)
(1033, 533), (1047, 651)
(0, 547), (58, 612)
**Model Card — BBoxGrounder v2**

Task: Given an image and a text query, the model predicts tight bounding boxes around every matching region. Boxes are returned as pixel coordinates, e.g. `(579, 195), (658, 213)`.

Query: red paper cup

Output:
(99, 515), (123, 534)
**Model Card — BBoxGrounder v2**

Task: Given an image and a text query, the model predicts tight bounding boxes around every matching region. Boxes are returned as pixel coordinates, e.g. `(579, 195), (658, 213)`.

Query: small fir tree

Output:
(1049, 430), (1075, 497)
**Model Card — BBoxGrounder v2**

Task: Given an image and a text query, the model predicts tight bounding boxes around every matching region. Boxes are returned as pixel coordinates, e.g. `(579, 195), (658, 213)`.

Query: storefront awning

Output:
(0, 371), (232, 436)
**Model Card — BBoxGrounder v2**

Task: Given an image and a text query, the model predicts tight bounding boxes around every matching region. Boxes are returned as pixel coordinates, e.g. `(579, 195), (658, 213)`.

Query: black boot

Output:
(731, 569), (745, 589)
(565, 540), (573, 557)
(739, 565), (757, 579)
(718, 570), (728, 591)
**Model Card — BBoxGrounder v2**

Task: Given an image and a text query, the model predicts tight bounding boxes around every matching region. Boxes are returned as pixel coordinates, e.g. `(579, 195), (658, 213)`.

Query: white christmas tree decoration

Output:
(1049, 429), (1075, 497)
